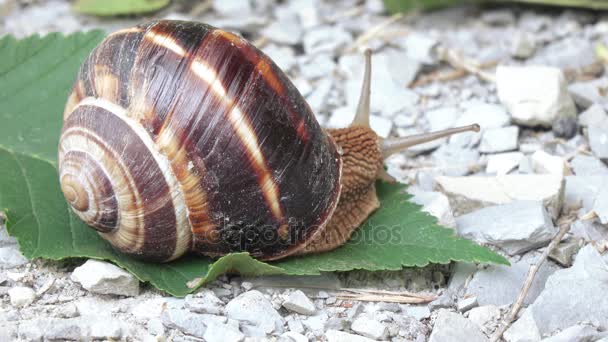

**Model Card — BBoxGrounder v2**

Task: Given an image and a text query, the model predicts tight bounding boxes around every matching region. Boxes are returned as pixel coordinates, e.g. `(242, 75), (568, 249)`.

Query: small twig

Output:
(490, 217), (575, 342)
(436, 46), (497, 83)
(345, 12), (406, 53)
(336, 288), (437, 304)
(410, 59), (498, 88)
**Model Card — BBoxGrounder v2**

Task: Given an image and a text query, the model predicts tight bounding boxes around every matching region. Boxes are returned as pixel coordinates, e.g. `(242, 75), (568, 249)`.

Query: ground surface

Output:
(1, 0), (608, 341)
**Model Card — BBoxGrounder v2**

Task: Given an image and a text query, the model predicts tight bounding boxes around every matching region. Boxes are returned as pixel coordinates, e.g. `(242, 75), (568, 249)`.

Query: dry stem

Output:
(490, 216), (575, 342)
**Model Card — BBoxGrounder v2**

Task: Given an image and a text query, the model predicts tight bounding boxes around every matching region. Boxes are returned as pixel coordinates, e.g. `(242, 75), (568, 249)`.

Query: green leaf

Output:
(0, 31), (508, 297)
(74, 0), (171, 16)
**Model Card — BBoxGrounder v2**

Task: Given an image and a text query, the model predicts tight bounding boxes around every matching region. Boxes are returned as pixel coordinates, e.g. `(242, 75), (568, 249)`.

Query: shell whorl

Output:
(59, 20), (342, 262)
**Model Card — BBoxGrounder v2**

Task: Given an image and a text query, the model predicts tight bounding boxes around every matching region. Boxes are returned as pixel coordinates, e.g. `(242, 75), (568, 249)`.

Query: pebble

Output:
(262, 44), (296, 71)
(486, 152), (524, 175)
(481, 9), (516, 26)
(568, 78), (608, 110)
(280, 331), (308, 342)
(0, 245), (28, 269)
(185, 289), (224, 315)
(497, 65), (576, 128)
(467, 305), (501, 330)
(204, 322), (245, 342)
(542, 324), (606, 342)
(282, 290), (316, 315)
(449, 102), (510, 148)
(70, 259), (139, 296)
(466, 252), (559, 306)
(351, 316), (388, 340)
(570, 155), (608, 176)
(563, 175), (608, 212)
(552, 115), (578, 139)
(303, 25), (352, 55)
(261, 15), (302, 45)
(212, 0), (251, 16)
(161, 308), (219, 338)
(579, 104), (608, 127)
(225, 290), (284, 334)
(402, 33), (439, 64)
(479, 126), (519, 153)
(532, 150), (569, 176)
(548, 239), (582, 267)
(326, 329), (376, 342)
(432, 144), (480, 176)
(457, 201), (556, 255)
(404, 305), (431, 320)
(593, 188), (608, 224)
(8, 286), (36, 307)
(504, 309), (542, 342)
(408, 187), (456, 228)
(510, 32), (536, 58)
(521, 246), (608, 335)
(588, 119), (608, 159)
(436, 175), (565, 219)
(456, 296), (478, 313)
(428, 309), (488, 342)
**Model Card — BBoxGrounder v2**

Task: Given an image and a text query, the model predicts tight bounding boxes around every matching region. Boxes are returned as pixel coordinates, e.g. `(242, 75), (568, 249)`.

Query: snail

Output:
(58, 20), (479, 263)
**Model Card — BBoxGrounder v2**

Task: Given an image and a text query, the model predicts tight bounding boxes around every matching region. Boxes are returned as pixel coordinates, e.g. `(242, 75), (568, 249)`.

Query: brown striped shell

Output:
(58, 20), (342, 262)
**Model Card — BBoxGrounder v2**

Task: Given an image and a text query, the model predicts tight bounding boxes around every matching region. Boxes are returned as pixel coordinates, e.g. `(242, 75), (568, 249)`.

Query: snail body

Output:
(59, 20), (478, 262)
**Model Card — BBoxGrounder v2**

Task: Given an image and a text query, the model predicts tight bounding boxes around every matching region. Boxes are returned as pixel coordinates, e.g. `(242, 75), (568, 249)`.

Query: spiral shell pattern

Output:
(59, 20), (342, 262)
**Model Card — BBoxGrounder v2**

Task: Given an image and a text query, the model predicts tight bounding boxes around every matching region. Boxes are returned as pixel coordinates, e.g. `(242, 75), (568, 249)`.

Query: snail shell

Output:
(59, 20), (342, 262)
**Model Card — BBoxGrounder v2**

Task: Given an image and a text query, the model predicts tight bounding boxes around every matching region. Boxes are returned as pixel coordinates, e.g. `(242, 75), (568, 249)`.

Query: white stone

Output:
(456, 201), (555, 255)
(504, 310), (541, 342)
(225, 290), (284, 334)
(405, 305), (431, 320)
(0, 245), (28, 269)
(262, 44), (296, 71)
(542, 324), (605, 342)
(568, 77), (608, 110)
(479, 126), (519, 153)
(303, 25), (352, 55)
(369, 115), (393, 139)
(70, 260), (139, 296)
(185, 289), (224, 315)
(280, 331), (308, 342)
(449, 102), (510, 148)
(570, 155), (608, 176)
(403, 33), (439, 64)
(431, 144), (480, 177)
(564, 176), (608, 212)
(466, 253), (559, 306)
(8, 286), (35, 307)
(326, 329), (376, 342)
(525, 245), (608, 334)
(486, 152), (524, 175)
(351, 316), (387, 340)
(457, 296), (478, 312)
(510, 32), (536, 59)
(408, 187), (456, 228)
(497, 65), (576, 127)
(436, 175), (565, 219)
(593, 188), (608, 224)
(299, 54), (336, 80)
(303, 312), (328, 332)
(467, 305), (501, 329)
(429, 310), (488, 342)
(203, 322), (245, 342)
(532, 150), (568, 177)
(578, 104), (608, 127)
(283, 290), (316, 315)
(161, 308), (224, 338)
(261, 15), (302, 45)
(305, 78), (333, 114)
(212, 0), (251, 16)
(408, 107), (460, 153)
(588, 120), (608, 159)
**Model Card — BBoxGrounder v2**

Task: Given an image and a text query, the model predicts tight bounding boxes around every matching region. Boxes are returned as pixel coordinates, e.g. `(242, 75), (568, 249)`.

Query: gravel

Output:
(1, 1), (606, 341)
